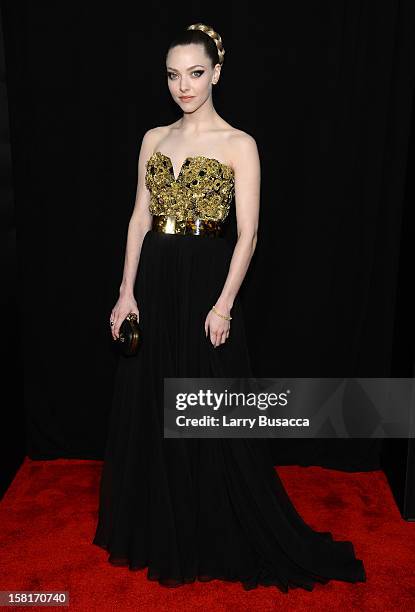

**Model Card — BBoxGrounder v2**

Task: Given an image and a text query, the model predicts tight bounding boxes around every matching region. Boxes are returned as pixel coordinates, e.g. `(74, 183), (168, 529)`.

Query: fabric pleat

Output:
(93, 229), (366, 593)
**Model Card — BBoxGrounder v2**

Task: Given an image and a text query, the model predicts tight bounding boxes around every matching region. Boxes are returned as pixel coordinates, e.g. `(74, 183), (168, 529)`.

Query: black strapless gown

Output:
(92, 228), (366, 593)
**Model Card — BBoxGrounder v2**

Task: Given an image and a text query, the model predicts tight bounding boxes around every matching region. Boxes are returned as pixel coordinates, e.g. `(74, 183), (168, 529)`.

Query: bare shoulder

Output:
(142, 124), (170, 144)
(139, 125), (172, 163)
(142, 121), (181, 149)
(227, 128), (260, 169)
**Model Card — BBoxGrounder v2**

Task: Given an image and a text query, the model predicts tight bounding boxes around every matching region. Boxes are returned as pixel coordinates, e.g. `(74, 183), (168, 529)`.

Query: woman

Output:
(93, 23), (366, 593)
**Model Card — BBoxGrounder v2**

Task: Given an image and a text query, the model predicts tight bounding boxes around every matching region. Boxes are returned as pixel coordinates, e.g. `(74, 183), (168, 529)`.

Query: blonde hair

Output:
(186, 23), (225, 66)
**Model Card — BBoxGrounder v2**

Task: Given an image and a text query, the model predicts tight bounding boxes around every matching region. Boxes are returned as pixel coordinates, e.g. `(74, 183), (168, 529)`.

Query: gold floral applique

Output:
(145, 152), (235, 222)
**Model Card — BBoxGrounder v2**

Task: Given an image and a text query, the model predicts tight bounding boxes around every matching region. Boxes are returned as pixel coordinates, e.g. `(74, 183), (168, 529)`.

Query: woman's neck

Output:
(179, 96), (218, 134)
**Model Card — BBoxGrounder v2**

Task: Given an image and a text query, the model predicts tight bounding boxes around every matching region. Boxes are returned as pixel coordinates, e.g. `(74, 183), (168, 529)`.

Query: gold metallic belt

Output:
(151, 214), (223, 237)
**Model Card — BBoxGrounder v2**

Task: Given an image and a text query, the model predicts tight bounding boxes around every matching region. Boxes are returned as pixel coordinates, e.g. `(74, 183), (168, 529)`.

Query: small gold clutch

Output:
(115, 312), (140, 356)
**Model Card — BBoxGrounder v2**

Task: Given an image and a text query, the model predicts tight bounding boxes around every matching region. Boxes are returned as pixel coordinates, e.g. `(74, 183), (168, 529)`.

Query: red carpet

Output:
(0, 457), (414, 611)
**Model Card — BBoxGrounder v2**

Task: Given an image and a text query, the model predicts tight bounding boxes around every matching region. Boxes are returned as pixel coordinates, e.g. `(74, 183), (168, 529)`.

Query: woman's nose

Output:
(179, 78), (191, 92)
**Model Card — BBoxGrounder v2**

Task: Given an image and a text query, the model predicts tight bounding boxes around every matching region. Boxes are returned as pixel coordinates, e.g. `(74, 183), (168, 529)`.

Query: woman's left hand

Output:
(205, 303), (231, 347)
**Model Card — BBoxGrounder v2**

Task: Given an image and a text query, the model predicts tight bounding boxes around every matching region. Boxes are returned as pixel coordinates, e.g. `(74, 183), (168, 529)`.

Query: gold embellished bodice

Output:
(145, 151), (235, 222)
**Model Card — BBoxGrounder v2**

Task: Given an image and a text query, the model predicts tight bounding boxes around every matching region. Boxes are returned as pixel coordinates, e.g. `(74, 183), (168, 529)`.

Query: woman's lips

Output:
(179, 96), (195, 102)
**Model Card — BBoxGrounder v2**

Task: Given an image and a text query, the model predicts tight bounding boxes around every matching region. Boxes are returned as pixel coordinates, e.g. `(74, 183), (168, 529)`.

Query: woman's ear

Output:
(212, 64), (221, 85)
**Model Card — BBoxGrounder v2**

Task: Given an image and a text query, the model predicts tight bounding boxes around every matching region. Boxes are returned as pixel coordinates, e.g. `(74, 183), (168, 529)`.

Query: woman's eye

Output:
(167, 71), (204, 80)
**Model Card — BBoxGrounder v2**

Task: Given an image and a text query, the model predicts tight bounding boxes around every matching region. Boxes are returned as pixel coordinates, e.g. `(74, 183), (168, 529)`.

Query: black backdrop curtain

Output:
(2, 1), (414, 470)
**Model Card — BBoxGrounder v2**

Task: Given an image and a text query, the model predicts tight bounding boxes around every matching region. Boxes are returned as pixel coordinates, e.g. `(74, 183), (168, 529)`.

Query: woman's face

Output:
(166, 43), (220, 111)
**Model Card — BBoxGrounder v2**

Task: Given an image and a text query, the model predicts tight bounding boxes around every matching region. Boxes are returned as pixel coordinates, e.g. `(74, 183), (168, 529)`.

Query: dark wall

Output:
(2, 2), (414, 474)
(0, 5), (25, 499)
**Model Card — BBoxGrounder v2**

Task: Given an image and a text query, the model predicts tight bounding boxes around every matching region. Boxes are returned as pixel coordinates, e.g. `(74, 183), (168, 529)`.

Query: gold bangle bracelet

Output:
(211, 305), (232, 321)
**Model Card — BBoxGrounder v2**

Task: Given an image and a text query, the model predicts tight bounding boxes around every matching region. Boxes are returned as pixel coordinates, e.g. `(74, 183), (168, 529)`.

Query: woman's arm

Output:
(110, 128), (156, 340)
(215, 133), (260, 312)
(205, 132), (260, 347)
(118, 129), (157, 298)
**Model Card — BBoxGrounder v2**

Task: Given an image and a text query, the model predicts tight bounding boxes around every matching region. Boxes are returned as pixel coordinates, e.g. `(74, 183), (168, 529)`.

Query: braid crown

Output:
(186, 23), (225, 65)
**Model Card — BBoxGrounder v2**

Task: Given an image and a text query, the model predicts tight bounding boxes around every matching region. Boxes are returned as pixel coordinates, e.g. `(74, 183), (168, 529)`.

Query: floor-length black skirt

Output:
(92, 228), (366, 593)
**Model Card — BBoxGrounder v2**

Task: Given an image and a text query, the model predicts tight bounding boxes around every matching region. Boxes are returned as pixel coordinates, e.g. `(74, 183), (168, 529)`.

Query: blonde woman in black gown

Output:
(93, 23), (366, 593)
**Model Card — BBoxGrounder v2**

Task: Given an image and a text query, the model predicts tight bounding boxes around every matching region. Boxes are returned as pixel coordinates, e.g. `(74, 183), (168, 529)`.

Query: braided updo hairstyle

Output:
(167, 23), (225, 68)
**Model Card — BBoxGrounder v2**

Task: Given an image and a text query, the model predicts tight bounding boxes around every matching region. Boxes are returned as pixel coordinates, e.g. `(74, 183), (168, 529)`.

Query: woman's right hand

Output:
(110, 294), (139, 341)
